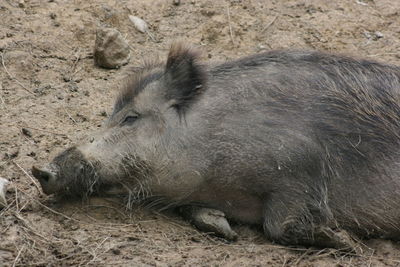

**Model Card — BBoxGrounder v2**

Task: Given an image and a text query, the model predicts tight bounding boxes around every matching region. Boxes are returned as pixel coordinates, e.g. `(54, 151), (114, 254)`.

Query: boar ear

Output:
(164, 43), (206, 114)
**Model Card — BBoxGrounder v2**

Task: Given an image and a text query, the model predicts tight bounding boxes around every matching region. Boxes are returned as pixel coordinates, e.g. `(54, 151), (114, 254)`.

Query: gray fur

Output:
(33, 44), (400, 247)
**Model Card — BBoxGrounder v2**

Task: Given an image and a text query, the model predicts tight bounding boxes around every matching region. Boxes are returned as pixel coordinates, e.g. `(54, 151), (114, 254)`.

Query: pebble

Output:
(18, 0), (25, 8)
(375, 31), (384, 39)
(0, 177), (9, 208)
(128, 15), (148, 33)
(22, 128), (32, 137)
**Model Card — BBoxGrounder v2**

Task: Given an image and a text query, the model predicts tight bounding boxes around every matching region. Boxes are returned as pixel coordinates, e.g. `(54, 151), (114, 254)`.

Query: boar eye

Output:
(121, 115), (139, 125)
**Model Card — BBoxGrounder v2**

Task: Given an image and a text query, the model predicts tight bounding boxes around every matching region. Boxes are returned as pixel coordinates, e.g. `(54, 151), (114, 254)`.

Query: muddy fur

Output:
(33, 43), (400, 247)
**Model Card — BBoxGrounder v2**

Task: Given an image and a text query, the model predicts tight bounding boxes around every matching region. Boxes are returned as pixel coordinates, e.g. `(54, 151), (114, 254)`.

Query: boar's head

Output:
(32, 43), (207, 204)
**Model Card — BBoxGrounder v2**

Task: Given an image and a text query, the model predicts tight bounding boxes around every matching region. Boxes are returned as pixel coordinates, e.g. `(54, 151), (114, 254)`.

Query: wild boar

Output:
(32, 43), (400, 249)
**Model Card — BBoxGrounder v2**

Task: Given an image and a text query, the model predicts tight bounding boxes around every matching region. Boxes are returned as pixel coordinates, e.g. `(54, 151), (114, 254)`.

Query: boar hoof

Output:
(180, 206), (238, 241)
(312, 227), (363, 254)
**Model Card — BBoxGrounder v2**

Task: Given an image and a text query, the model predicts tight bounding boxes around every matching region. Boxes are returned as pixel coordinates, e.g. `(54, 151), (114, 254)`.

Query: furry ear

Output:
(164, 43), (207, 114)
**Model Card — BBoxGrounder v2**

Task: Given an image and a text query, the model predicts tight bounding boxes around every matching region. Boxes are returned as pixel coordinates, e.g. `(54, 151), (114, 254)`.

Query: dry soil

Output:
(1, 0), (400, 266)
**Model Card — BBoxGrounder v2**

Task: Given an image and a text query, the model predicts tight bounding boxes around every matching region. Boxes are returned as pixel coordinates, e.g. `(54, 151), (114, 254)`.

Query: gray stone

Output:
(94, 27), (130, 69)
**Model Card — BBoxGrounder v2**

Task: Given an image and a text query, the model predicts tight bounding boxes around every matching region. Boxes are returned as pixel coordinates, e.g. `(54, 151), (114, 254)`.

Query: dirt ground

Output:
(1, 0), (400, 266)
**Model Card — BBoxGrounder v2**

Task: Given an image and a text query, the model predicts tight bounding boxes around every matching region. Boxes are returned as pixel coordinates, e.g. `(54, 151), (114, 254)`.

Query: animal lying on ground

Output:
(32, 43), (400, 250)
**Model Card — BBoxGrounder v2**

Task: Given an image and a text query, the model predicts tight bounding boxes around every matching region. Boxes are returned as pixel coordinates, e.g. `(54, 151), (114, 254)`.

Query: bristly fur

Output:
(164, 42), (207, 116)
(113, 59), (163, 116)
(112, 43), (207, 118)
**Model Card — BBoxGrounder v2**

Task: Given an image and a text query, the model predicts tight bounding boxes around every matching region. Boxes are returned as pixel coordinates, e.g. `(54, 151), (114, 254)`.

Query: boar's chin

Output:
(99, 183), (130, 196)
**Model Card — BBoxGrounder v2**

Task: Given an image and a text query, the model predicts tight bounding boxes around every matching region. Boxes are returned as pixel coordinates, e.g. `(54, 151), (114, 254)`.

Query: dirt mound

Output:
(1, 0), (400, 266)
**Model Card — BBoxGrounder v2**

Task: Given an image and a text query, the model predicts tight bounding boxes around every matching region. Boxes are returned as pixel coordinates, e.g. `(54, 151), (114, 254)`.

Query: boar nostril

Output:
(32, 166), (55, 184)
(32, 165), (59, 195)
(40, 171), (50, 183)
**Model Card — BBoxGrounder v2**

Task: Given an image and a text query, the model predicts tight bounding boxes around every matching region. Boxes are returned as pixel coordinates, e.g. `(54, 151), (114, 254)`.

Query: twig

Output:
(0, 83), (5, 109)
(367, 250), (374, 267)
(15, 214), (52, 242)
(146, 31), (156, 42)
(12, 161), (42, 193)
(56, 97), (77, 123)
(12, 245), (24, 267)
(63, 106), (77, 123)
(227, 5), (235, 45)
(294, 248), (311, 265)
(367, 52), (399, 57)
(0, 94), (4, 108)
(261, 15), (278, 34)
(1, 52), (35, 95)
(356, 0), (368, 6)
(0, 246), (14, 253)
(67, 48), (81, 82)
(17, 187), (138, 229)
(14, 184), (19, 212)
(20, 125), (69, 137)
(88, 236), (110, 264)
(281, 255), (287, 267)
(34, 198), (77, 222)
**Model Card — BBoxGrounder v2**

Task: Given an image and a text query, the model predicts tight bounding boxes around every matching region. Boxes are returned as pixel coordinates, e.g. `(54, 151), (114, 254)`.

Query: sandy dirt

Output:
(1, 0), (400, 266)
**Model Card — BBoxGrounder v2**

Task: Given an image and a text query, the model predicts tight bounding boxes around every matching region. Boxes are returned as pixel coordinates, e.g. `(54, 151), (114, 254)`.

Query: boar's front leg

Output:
(179, 206), (238, 241)
(263, 192), (360, 252)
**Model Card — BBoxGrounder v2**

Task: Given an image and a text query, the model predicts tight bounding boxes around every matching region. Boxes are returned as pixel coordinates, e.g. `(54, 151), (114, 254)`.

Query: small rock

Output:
(21, 128), (32, 137)
(111, 248), (121, 255)
(363, 31), (372, 40)
(173, 0), (181, 5)
(94, 27), (130, 69)
(364, 30), (384, 41)
(4, 148), (19, 160)
(27, 151), (36, 157)
(62, 74), (71, 82)
(18, 0), (25, 8)
(258, 44), (266, 50)
(68, 82), (78, 92)
(33, 84), (52, 95)
(128, 15), (148, 33)
(191, 236), (200, 242)
(375, 31), (384, 39)
(70, 225), (79, 231)
(0, 177), (9, 208)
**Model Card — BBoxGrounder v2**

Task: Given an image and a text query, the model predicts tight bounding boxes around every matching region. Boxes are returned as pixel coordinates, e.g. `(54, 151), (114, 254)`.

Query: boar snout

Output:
(32, 146), (118, 197)
(32, 165), (59, 195)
